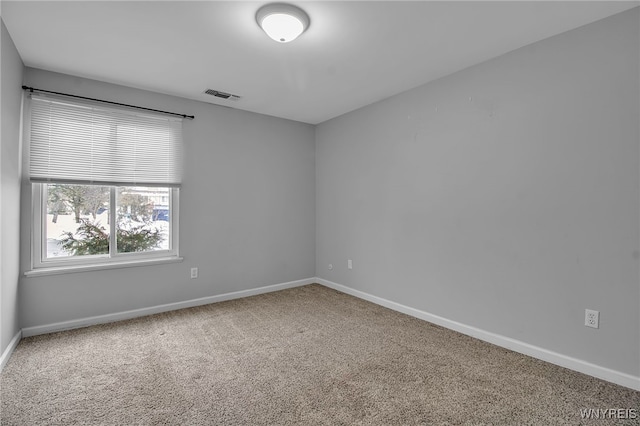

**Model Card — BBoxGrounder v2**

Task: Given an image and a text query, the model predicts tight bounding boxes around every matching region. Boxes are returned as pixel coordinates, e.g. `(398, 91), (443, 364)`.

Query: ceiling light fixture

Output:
(256, 3), (310, 43)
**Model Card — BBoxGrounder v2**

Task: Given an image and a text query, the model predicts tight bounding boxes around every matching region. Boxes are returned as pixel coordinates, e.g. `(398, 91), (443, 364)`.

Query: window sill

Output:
(24, 256), (184, 277)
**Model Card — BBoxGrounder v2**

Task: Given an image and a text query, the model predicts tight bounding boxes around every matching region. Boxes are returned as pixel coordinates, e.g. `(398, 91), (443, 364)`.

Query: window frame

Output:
(30, 182), (180, 273)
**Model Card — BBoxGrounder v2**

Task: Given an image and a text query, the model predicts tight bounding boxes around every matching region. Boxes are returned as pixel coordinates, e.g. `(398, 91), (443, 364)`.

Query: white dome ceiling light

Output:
(256, 3), (310, 43)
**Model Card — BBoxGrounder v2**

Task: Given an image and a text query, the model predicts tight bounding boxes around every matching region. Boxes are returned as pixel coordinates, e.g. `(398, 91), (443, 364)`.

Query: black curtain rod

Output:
(22, 85), (195, 120)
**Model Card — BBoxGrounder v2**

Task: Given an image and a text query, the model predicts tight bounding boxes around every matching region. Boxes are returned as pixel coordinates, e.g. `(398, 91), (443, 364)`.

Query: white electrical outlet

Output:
(585, 309), (599, 329)
(190, 267), (198, 279)
(348, 259), (353, 270)
(328, 264), (333, 270)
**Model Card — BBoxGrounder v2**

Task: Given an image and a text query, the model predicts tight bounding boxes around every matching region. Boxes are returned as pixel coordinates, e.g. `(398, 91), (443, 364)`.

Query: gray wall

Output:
(1, 18), (24, 354)
(316, 9), (639, 376)
(19, 68), (316, 328)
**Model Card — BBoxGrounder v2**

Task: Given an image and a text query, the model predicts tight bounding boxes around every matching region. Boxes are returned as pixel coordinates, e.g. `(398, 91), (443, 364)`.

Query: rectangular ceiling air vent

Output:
(204, 89), (241, 101)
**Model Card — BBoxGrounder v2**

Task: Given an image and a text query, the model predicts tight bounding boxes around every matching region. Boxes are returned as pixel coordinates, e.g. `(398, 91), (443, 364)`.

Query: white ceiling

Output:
(2, 1), (637, 124)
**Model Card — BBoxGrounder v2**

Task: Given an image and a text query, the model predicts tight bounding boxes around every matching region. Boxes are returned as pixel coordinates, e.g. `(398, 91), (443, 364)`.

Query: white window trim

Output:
(24, 256), (184, 277)
(26, 183), (181, 276)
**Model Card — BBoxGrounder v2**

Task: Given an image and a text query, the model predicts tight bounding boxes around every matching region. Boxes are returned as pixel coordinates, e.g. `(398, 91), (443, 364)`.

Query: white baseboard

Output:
(316, 278), (640, 392)
(22, 277), (315, 338)
(0, 330), (22, 372)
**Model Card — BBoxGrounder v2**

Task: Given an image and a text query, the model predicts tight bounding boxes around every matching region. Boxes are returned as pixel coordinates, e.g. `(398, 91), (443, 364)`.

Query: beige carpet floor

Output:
(1, 284), (638, 425)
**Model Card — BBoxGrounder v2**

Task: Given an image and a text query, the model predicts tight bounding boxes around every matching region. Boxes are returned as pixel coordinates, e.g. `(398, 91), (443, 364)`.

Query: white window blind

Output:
(29, 94), (183, 187)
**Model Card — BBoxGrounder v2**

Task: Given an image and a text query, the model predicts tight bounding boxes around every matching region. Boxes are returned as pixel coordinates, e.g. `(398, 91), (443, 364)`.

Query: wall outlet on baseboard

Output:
(585, 309), (599, 329)
(347, 259), (353, 270)
(190, 267), (198, 279)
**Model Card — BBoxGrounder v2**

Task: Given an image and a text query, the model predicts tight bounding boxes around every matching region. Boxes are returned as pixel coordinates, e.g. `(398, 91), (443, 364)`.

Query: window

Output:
(27, 93), (183, 271)
(39, 184), (176, 260)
